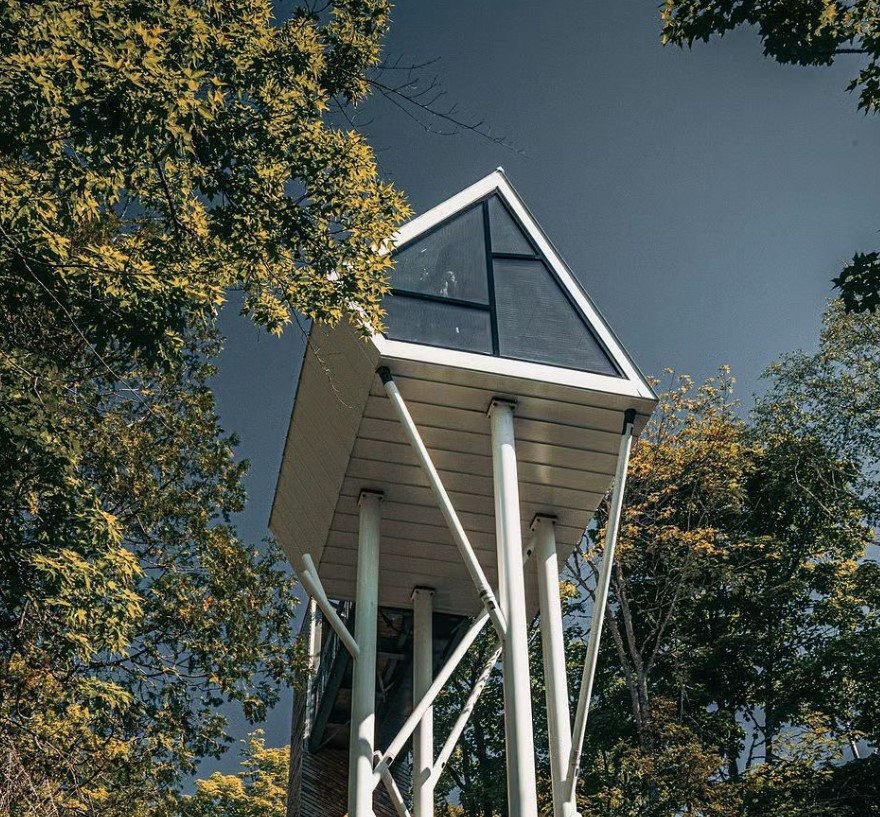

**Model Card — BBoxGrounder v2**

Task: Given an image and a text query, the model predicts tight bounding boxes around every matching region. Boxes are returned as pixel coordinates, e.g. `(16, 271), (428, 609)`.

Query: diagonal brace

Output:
(427, 642), (502, 789)
(374, 534), (539, 793)
(372, 609), (490, 786)
(299, 553), (360, 659)
(379, 367), (507, 638)
(378, 761), (413, 817)
(565, 409), (636, 808)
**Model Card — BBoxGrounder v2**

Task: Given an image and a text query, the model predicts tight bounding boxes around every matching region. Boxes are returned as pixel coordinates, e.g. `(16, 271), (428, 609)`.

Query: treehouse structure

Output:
(271, 169), (657, 817)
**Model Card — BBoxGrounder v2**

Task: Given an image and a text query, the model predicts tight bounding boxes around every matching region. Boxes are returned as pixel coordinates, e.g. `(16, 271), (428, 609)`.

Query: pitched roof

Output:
(374, 168), (656, 404)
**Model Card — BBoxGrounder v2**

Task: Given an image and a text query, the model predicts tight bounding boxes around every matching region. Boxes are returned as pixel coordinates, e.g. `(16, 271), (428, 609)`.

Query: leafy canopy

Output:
(0, 0), (409, 365)
(174, 731), (288, 817)
(660, 0), (880, 313)
(0, 0), (409, 814)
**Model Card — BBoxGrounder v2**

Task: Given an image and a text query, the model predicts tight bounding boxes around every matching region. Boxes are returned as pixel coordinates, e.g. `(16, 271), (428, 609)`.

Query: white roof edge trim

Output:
(374, 335), (655, 402)
(390, 170), (506, 249)
(380, 169), (658, 402)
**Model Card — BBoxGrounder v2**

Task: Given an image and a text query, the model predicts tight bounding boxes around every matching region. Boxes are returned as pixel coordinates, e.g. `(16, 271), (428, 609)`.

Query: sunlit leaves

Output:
(0, 0), (409, 366)
(175, 732), (288, 817)
(1, 2), (404, 811)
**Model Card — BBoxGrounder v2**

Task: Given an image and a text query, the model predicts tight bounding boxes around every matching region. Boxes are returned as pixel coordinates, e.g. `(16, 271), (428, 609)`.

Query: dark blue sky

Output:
(207, 0), (880, 767)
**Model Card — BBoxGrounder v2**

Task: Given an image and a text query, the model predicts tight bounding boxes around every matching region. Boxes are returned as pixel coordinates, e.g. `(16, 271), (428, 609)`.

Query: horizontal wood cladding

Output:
(270, 319), (653, 614)
(363, 396), (625, 453)
(381, 352), (656, 422)
(368, 376), (632, 433)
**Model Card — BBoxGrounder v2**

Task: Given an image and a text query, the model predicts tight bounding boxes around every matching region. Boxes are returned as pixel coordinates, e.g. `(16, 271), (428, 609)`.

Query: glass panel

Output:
(493, 258), (619, 375)
(391, 206), (488, 303)
(488, 196), (536, 256)
(382, 293), (493, 354)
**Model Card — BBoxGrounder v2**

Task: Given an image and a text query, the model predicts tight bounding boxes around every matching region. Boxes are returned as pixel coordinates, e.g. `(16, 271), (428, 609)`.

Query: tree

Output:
(433, 631), (509, 817)
(568, 305), (879, 815)
(1, 1), (409, 813)
(660, 0), (880, 313)
(0, 0), (408, 364)
(1, 326), (303, 816)
(174, 731), (288, 817)
(569, 370), (750, 816)
(435, 302), (879, 815)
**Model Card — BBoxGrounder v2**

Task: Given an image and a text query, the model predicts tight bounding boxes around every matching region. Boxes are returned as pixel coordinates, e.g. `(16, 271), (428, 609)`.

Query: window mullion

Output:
(482, 200), (501, 356)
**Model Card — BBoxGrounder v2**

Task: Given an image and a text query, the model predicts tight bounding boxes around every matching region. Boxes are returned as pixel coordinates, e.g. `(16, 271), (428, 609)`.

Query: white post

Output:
(349, 490), (383, 817)
(374, 538), (537, 788)
(373, 610), (489, 784)
(565, 410), (636, 809)
(489, 399), (539, 817)
(412, 587), (435, 817)
(533, 515), (575, 817)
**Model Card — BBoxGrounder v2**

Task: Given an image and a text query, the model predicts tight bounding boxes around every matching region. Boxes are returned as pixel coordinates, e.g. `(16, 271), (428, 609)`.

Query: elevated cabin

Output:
(272, 169), (657, 817)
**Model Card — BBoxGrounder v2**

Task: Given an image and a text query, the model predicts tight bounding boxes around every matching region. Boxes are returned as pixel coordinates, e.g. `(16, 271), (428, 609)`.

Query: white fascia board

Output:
(373, 335), (652, 401)
(379, 169), (657, 403)
(392, 170), (505, 249)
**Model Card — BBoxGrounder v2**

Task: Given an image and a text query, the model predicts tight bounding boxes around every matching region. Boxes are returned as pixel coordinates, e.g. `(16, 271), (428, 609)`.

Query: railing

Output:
(308, 600), (355, 746)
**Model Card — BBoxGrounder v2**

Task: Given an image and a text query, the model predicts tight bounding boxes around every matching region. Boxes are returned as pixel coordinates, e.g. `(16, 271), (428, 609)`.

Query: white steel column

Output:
(349, 490), (383, 817)
(489, 399), (539, 817)
(412, 587), (435, 817)
(304, 598), (320, 739)
(533, 516), (575, 817)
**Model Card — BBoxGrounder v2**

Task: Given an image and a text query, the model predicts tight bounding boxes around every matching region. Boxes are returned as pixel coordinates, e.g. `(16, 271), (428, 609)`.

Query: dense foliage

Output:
(0, 1), (408, 814)
(434, 303), (880, 816)
(0, 0), (406, 361)
(1, 326), (301, 815)
(660, 0), (880, 313)
(175, 732), (288, 817)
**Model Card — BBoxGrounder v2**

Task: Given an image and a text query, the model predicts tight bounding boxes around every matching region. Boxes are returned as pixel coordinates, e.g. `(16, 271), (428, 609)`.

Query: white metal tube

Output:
(380, 369), (507, 639)
(534, 516), (575, 817)
(349, 491), (382, 817)
(412, 587), (435, 817)
(427, 533), (538, 789)
(304, 598), (319, 738)
(299, 555), (360, 659)
(489, 399), (539, 817)
(428, 535), (537, 789)
(427, 643), (502, 789)
(565, 412), (635, 808)
(373, 610), (490, 785)
(380, 765), (413, 817)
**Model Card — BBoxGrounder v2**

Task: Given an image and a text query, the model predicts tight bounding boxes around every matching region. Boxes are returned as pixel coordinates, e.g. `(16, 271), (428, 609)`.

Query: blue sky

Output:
(206, 0), (880, 768)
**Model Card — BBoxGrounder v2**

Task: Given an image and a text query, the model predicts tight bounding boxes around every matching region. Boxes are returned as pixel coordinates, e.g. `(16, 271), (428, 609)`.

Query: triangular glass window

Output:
(493, 258), (618, 375)
(390, 205), (488, 303)
(383, 192), (621, 376)
(488, 195), (535, 256)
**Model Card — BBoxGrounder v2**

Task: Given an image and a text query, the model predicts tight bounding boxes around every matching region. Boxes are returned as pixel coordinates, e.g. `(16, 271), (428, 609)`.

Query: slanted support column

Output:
(533, 515), (575, 817)
(412, 587), (435, 817)
(379, 368), (507, 639)
(349, 490), (383, 817)
(566, 409), (636, 811)
(489, 399), (539, 817)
